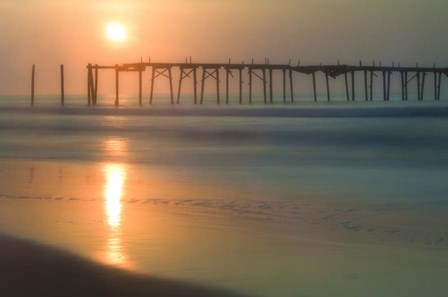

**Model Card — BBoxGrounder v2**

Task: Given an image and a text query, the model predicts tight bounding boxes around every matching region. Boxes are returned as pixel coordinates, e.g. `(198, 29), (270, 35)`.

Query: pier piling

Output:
(282, 69), (286, 103)
(93, 65), (98, 105)
(31, 64), (35, 106)
(248, 68), (252, 104)
(289, 68), (294, 102)
(417, 71), (421, 101)
(149, 66), (174, 104)
(351, 71), (355, 101)
(363, 70), (368, 101)
(60, 64), (64, 106)
(386, 71), (391, 101)
(420, 72), (426, 101)
(138, 67), (142, 106)
(239, 68), (243, 104)
(115, 64), (119, 107)
(225, 69), (230, 104)
(269, 68), (273, 103)
(344, 72), (350, 101)
(87, 64), (91, 106)
(262, 69), (267, 104)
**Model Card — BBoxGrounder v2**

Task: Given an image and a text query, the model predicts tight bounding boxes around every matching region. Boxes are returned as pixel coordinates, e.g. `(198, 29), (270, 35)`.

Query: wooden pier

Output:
(39, 60), (448, 106)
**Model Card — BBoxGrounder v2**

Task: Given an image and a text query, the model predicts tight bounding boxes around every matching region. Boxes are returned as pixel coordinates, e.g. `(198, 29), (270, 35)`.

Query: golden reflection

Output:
(104, 164), (125, 229)
(106, 236), (126, 267)
(102, 161), (132, 269)
(103, 137), (128, 159)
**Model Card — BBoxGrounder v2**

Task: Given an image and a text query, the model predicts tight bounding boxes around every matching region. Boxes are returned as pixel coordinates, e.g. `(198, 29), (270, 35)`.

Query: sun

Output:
(107, 23), (126, 42)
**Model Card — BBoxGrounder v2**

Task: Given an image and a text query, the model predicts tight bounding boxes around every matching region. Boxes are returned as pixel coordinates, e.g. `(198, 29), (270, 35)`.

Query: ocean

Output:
(0, 95), (447, 297)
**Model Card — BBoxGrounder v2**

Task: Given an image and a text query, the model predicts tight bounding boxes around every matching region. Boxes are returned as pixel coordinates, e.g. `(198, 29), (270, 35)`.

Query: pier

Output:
(32, 60), (448, 106)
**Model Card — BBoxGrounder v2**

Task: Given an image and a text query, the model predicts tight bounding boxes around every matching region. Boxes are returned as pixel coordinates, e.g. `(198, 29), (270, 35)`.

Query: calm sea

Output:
(1, 95), (448, 204)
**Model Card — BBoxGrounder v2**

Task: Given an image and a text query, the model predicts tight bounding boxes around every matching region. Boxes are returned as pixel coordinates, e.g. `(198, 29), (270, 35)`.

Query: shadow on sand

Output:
(0, 234), (250, 297)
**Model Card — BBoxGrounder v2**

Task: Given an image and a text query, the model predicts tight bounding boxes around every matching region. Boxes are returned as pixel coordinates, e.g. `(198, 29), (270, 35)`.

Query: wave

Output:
(1, 105), (448, 118)
(1, 195), (447, 247)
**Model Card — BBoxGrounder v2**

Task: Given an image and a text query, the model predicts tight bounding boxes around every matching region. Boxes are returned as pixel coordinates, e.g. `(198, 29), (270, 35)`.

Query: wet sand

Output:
(0, 233), (247, 297)
(1, 158), (448, 297)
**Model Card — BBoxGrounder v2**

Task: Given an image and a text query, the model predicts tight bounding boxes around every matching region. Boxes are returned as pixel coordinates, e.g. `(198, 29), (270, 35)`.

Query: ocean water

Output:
(1, 96), (448, 204)
(0, 96), (448, 297)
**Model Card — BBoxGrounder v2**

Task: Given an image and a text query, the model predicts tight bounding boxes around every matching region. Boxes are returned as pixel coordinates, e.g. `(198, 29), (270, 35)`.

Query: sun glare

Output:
(107, 23), (126, 42)
(104, 164), (126, 228)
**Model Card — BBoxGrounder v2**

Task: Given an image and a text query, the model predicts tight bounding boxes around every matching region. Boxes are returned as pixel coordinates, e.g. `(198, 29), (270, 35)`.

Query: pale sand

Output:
(0, 234), (247, 297)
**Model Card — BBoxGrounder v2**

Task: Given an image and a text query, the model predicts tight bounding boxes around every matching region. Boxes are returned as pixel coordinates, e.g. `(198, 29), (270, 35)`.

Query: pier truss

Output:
(85, 61), (448, 106)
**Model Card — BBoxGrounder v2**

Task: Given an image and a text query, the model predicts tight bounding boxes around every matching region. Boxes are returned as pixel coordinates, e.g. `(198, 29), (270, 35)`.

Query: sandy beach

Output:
(0, 233), (248, 297)
(1, 158), (448, 297)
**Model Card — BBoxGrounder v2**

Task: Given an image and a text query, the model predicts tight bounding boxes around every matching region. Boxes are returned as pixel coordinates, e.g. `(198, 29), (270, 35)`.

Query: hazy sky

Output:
(1, 0), (447, 95)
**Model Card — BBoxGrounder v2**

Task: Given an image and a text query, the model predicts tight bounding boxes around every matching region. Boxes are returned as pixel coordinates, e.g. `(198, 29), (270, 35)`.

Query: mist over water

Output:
(1, 97), (448, 205)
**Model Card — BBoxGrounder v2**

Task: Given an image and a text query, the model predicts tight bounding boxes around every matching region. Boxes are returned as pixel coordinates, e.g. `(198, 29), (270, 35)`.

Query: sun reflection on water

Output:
(103, 137), (129, 159)
(102, 162), (132, 269)
(104, 164), (125, 229)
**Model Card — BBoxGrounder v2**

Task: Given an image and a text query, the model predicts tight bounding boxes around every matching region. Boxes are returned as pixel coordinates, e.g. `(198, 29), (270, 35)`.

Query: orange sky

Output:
(0, 0), (447, 95)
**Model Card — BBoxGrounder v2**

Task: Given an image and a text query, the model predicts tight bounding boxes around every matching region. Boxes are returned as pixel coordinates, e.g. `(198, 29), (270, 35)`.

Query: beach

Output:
(1, 102), (448, 297)
(0, 233), (248, 297)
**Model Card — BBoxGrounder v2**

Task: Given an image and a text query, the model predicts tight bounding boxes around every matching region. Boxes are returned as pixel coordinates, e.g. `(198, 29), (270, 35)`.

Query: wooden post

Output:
(325, 72), (330, 102)
(421, 72), (426, 101)
(269, 68), (273, 103)
(88, 65), (95, 106)
(149, 67), (155, 104)
(31, 64), (35, 106)
(177, 69), (183, 104)
(200, 68), (206, 104)
(226, 68), (229, 104)
(289, 68), (294, 102)
(351, 71), (355, 101)
(239, 68), (243, 104)
(386, 71), (391, 101)
(404, 72), (408, 101)
(168, 67), (174, 104)
(312, 72), (317, 102)
(434, 71), (438, 101)
(382, 71), (387, 101)
(60, 64), (64, 106)
(417, 71), (421, 101)
(138, 67), (142, 106)
(364, 70), (368, 101)
(401, 72), (405, 101)
(344, 72), (350, 101)
(216, 68), (220, 105)
(94, 64), (98, 105)
(370, 70), (374, 101)
(249, 68), (252, 104)
(282, 69), (286, 103)
(115, 64), (119, 107)
(193, 68), (198, 104)
(87, 64), (92, 106)
(437, 72), (442, 100)
(262, 69), (267, 104)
